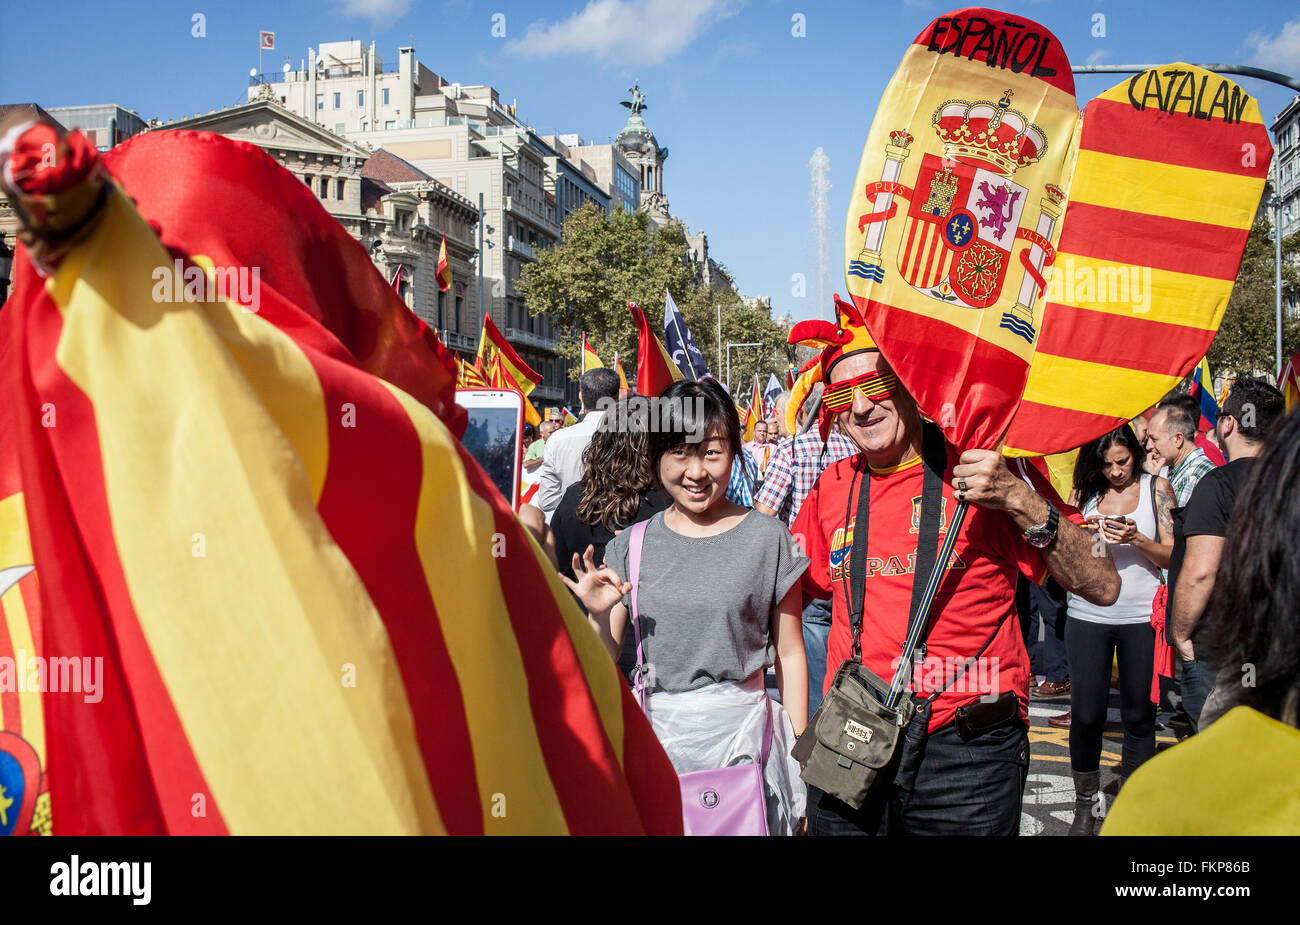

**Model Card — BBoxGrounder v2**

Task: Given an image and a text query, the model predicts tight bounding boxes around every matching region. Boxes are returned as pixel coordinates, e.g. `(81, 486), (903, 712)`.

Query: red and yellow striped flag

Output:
(1280, 351), (1300, 413)
(488, 349), (542, 428)
(744, 374), (763, 441)
(0, 387), (52, 836)
(1000, 65), (1271, 456)
(0, 125), (681, 835)
(478, 313), (540, 397)
(436, 235), (451, 292)
(581, 332), (604, 373)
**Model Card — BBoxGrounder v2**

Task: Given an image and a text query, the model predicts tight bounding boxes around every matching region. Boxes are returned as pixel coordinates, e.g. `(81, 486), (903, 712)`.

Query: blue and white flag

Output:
(663, 290), (709, 381)
(763, 373), (783, 415)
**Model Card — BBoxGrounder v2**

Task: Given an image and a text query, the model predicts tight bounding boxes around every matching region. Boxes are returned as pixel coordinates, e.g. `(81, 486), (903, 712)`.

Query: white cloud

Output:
(337, 0), (413, 21)
(1243, 17), (1300, 73)
(1085, 49), (1112, 66)
(506, 0), (744, 67)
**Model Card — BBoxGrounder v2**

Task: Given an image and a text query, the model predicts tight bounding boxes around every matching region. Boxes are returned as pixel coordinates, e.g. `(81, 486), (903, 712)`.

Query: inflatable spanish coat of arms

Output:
(842, 7), (1272, 456)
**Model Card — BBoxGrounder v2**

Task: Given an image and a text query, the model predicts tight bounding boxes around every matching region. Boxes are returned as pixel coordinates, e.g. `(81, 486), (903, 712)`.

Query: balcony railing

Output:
(504, 327), (557, 351)
(438, 329), (478, 352)
(507, 235), (535, 259)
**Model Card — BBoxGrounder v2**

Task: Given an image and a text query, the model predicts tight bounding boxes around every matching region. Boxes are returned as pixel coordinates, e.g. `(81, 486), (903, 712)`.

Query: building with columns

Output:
(155, 97), (482, 354)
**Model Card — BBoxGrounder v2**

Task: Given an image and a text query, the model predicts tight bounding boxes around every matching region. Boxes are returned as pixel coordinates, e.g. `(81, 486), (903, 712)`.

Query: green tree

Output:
(1208, 217), (1300, 379)
(518, 203), (792, 396)
(674, 286), (791, 400)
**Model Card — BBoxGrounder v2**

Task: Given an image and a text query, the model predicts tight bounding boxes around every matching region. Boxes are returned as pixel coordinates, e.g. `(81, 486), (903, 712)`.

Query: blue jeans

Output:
(1180, 656), (1214, 732)
(1027, 581), (1069, 683)
(806, 704), (1030, 836)
(802, 598), (833, 720)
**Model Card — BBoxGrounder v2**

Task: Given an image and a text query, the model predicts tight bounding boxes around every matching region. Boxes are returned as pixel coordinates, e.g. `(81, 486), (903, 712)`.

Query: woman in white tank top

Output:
(1062, 424), (1176, 835)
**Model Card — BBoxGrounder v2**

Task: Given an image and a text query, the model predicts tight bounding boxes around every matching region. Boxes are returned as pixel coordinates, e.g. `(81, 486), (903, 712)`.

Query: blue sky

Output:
(3, 0), (1298, 323)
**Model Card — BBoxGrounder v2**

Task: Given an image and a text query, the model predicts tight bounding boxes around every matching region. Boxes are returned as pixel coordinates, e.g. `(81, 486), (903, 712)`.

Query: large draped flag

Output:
(629, 301), (683, 397)
(1280, 351), (1300, 412)
(0, 123), (681, 835)
(477, 313), (541, 396)
(844, 7), (1271, 457)
(663, 289), (708, 380)
(0, 382), (52, 836)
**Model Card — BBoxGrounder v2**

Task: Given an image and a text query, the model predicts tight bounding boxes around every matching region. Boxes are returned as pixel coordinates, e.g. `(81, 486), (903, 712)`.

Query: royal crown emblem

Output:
(849, 87), (1059, 341)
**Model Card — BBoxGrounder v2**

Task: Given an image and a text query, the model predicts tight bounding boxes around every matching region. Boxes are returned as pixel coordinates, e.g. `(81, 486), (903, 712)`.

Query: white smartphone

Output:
(455, 389), (524, 510)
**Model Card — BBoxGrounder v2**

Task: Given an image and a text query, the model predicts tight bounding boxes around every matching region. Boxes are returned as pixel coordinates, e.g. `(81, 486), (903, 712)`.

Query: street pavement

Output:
(1020, 688), (1180, 836)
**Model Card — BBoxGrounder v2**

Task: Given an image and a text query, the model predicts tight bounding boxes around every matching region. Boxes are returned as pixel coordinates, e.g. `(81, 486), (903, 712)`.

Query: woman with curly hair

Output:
(550, 397), (670, 608)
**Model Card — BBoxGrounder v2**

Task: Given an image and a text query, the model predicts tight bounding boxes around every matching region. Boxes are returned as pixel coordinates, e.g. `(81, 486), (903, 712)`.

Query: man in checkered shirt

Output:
(754, 383), (858, 714)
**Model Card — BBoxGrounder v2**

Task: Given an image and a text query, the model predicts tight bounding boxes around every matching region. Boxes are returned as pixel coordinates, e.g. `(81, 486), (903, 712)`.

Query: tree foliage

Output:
(517, 203), (790, 397)
(1208, 217), (1300, 378)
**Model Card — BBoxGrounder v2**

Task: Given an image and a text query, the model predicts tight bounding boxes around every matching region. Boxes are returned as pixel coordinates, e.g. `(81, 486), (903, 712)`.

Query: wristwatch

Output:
(1024, 503), (1060, 549)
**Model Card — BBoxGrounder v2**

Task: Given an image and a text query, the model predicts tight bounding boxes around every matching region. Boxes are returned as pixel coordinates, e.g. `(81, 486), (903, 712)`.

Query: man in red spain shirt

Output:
(791, 312), (1119, 836)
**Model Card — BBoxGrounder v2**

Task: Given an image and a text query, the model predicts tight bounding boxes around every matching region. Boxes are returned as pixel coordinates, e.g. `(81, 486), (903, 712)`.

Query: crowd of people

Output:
(509, 325), (1296, 836)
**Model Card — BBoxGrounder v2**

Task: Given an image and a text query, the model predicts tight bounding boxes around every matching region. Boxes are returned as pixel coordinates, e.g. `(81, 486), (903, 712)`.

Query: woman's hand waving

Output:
(559, 545), (632, 619)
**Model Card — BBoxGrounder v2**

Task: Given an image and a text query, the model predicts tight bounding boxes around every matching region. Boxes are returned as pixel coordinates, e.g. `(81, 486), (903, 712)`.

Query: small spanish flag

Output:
(1279, 351), (1300, 413)
(581, 332), (604, 373)
(489, 349), (542, 428)
(629, 301), (682, 397)
(478, 313), (541, 396)
(744, 374), (764, 441)
(436, 235), (451, 293)
(561, 407), (579, 426)
(613, 351), (629, 392)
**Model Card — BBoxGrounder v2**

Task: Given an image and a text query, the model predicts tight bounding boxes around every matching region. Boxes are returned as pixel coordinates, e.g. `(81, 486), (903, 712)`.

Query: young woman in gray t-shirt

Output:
(561, 379), (810, 834)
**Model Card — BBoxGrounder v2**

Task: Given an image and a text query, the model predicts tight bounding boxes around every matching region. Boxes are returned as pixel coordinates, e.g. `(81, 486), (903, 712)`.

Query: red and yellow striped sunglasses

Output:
(822, 370), (900, 412)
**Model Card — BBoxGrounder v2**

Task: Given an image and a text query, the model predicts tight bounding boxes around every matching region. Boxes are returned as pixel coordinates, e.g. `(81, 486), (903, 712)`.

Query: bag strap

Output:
(627, 519), (650, 710)
(846, 423), (947, 675)
(923, 607), (1013, 702)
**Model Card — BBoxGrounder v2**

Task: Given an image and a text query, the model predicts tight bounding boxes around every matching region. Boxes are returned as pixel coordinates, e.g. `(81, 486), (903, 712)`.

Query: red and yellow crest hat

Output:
(785, 294), (879, 437)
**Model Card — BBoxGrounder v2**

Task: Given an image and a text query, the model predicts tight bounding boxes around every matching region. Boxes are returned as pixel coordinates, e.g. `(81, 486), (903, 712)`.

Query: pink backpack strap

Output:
(627, 519), (650, 710)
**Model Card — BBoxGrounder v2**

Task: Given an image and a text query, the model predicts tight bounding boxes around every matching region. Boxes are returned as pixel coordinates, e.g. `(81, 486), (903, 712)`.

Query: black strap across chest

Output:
(839, 422), (948, 664)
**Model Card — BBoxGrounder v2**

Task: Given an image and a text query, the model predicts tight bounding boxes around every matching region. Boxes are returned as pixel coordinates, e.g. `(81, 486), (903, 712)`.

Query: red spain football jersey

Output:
(793, 450), (1080, 733)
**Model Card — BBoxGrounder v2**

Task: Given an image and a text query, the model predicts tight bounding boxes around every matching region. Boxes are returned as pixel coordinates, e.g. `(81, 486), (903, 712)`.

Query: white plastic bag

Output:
(646, 673), (806, 835)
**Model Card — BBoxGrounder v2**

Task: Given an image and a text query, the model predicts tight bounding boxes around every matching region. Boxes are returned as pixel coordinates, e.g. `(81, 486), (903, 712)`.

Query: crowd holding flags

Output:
(0, 123), (681, 835)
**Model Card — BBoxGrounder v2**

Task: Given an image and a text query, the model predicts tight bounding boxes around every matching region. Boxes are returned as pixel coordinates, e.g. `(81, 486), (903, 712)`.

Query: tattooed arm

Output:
(1129, 477), (1175, 569)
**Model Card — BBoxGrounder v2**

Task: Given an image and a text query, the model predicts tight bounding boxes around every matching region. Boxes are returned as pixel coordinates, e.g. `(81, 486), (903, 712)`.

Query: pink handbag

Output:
(627, 520), (772, 836)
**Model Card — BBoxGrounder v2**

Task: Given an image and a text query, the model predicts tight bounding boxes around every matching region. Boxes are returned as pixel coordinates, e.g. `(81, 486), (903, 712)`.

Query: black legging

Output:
(1065, 618), (1156, 778)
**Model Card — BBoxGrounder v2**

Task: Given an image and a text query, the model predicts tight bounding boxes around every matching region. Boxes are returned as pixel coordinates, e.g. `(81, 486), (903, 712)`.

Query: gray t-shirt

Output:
(604, 510), (809, 693)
